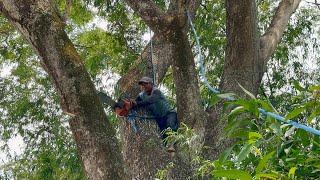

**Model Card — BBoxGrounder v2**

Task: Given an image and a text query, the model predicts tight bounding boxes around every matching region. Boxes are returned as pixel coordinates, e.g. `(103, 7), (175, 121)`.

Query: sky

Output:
(0, 65), (25, 166)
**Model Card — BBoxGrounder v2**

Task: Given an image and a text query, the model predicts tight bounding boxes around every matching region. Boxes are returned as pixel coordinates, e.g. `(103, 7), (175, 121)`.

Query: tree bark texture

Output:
(0, 0), (302, 179)
(201, 0), (259, 160)
(117, 35), (173, 179)
(0, 1), (126, 179)
(116, 1), (204, 179)
(120, 0), (302, 174)
(203, 0), (301, 160)
(221, 0), (259, 96)
(120, 114), (170, 179)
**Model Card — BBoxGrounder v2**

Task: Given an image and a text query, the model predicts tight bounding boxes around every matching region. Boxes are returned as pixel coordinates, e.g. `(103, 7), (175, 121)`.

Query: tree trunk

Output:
(117, 1), (203, 179)
(118, 34), (172, 179)
(1, 0), (302, 178)
(222, 0), (259, 96)
(0, 1), (126, 179)
(201, 0), (258, 160)
(170, 25), (208, 129)
(118, 32), (195, 179)
(203, 0), (301, 160)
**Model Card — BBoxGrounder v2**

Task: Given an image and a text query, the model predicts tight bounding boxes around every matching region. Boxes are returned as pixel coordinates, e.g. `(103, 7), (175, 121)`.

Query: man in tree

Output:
(0, 0), (305, 179)
(131, 77), (179, 140)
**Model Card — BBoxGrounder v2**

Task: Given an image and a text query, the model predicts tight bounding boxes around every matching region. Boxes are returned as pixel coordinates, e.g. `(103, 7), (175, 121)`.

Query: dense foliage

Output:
(194, 84), (320, 179)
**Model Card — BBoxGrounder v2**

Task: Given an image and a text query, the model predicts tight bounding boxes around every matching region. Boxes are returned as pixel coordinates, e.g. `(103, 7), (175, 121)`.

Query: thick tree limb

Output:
(124, 0), (173, 33)
(0, 1), (126, 179)
(116, 32), (176, 178)
(166, 0), (201, 29)
(204, 0), (302, 161)
(203, 0), (260, 161)
(117, 34), (173, 98)
(259, 0), (301, 65)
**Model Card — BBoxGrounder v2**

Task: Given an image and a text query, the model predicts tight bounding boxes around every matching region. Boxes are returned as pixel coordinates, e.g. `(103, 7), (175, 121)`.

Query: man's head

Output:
(138, 77), (153, 93)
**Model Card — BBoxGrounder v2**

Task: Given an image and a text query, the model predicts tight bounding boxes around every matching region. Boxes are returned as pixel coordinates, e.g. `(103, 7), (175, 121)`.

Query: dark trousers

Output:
(156, 112), (179, 139)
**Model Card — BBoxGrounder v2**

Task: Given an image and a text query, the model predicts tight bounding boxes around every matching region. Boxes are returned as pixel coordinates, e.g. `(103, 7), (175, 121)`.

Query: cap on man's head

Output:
(138, 77), (153, 85)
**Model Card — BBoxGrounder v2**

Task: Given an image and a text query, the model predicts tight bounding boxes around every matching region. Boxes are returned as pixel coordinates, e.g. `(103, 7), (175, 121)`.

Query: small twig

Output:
(304, 0), (320, 9)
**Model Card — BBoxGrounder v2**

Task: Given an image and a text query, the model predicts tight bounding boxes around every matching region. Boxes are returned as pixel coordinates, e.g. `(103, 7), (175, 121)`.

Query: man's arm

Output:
(135, 89), (162, 107)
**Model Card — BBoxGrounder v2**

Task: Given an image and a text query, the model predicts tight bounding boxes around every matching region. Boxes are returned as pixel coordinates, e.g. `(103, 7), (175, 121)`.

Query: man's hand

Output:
(130, 99), (137, 106)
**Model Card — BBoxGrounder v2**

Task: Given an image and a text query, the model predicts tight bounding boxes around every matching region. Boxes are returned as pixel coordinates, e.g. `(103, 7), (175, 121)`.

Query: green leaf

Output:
(229, 106), (245, 116)
(237, 143), (252, 162)
(288, 167), (297, 178)
(232, 99), (259, 117)
(307, 106), (320, 123)
(209, 94), (220, 106)
(309, 85), (320, 92)
(255, 151), (275, 173)
(256, 99), (274, 112)
(248, 132), (262, 140)
(255, 173), (278, 179)
(229, 130), (248, 139)
(285, 107), (304, 120)
(219, 145), (235, 163)
(270, 123), (283, 135)
(228, 106), (246, 121)
(285, 158), (296, 162)
(292, 80), (305, 91)
(248, 132), (262, 144)
(212, 170), (252, 180)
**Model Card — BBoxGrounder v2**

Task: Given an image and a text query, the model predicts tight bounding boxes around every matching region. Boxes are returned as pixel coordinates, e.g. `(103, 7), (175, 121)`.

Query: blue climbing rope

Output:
(126, 110), (156, 133)
(123, 29), (158, 132)
(186, 10), (320, 136)
(186, 11), (220, 94)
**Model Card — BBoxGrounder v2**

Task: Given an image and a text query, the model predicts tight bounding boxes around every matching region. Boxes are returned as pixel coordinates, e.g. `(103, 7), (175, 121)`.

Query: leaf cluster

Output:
(196, 85), (320, 179)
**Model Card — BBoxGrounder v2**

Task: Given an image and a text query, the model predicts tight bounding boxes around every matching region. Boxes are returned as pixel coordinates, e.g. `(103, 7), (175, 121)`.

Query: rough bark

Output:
(203, 0), (301, 160)
(116, 1), (203, 179)
(0, 1), (126, 179)
(117, 34), (174, 179)
(0, 0), (302, 178)
(167, 1), (207, 129)
(117, 34), (174, 97)
(221, 0), (259, 96)
(201, 0), (259, 160)
(124, 0), (173, 34)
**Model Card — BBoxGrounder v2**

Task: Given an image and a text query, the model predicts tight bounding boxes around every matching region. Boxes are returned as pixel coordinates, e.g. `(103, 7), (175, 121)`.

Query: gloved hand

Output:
(114, 99), (132, 117)
(130, 99), (137, 106)
(115, 107), (129, 117)
(123, 99), (133, 110)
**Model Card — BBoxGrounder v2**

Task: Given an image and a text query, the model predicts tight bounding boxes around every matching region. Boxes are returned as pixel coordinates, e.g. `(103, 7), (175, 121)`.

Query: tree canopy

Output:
(0, 0), (319, 179)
